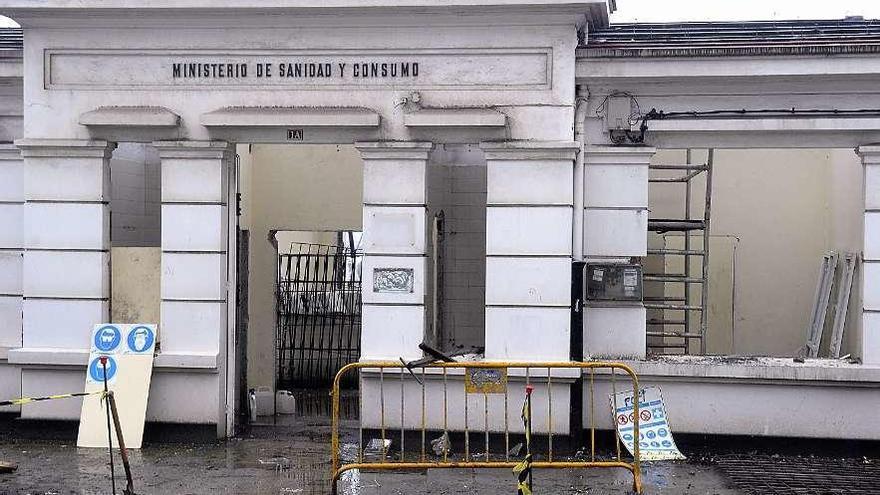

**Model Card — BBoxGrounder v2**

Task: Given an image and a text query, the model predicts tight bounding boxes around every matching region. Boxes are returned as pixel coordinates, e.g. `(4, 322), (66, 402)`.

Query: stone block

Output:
(583, 208), (648, 257)
(24, 157), (109, 201)
(0, 251), (22, 295)
(583, 305), (646, 359)
(22, 299), (108, 349)
(485, 306), (570, 361)
(360, 304), (424, 360)
(24, 203), (108, 250)
(485, 256), (570, 306)
(362, 206), (425, 255)
(486, 206), (571, 256)
(161, 158), (224, 203)
(161, 204), (226, 252)
(0, 296), (22, 348)
(487, 160), (572, 205)
(364, 160), (426, 205)
(584, 163), (648, 208)
(160, 301), (224, 354)
(161, 252), (226, 301)
(23, 250), (109, 299)
(0, 204), (22, 249)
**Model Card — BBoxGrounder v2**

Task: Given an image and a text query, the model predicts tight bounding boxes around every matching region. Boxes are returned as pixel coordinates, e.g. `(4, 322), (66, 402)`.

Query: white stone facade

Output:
(0, 0), (877, 441)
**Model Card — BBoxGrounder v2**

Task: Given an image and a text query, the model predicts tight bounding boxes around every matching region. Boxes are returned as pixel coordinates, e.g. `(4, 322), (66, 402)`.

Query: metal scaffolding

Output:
(645, 149), (714, 354)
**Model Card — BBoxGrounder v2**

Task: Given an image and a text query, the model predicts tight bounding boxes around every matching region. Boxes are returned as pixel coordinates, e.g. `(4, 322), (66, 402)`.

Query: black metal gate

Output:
(276, 241), (362, 390)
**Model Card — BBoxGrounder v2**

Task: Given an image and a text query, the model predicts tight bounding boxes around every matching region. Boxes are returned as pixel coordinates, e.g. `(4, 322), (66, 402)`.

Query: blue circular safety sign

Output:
(94, 325), (121, 352)
(646, 430), (656, 439)
(89, 356), (117, 383)
(658, 428), (668, 437)
(127, 326), (155, 353)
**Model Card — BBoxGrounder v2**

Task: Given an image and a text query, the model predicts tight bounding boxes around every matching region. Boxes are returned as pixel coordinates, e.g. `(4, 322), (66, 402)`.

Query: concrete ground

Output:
(0, 438), (736, 495)
(0, 410), (739, 495)
(0, 401), (875, 495)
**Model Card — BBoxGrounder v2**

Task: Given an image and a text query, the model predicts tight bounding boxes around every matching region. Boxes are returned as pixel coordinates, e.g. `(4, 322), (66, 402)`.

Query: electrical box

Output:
(584, 263), (643, 302)
(605, 95), (635, 131)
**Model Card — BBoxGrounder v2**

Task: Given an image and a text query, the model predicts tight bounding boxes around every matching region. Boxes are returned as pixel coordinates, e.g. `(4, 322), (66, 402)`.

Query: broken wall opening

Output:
(426, 144), (487, 354)
(109, 143), (161, 328)
(648, 148), (863, 358)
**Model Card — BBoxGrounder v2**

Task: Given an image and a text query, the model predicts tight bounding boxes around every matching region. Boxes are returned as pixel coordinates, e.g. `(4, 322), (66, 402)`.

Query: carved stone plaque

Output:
(373, 268), (414, 293)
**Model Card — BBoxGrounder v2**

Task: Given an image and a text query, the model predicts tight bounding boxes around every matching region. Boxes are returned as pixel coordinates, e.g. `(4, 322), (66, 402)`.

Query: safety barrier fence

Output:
(330, 361), (642, 494)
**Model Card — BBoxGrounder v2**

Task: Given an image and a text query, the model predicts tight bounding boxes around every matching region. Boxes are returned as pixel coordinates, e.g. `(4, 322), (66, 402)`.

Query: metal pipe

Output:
(700, 149), (715, 355)
(573, 85), (590, 261)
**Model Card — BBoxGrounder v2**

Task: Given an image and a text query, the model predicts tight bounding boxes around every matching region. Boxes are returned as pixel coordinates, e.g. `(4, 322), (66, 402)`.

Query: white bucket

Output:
(253, 386), (274, 416)
(275, 390), (297, 415)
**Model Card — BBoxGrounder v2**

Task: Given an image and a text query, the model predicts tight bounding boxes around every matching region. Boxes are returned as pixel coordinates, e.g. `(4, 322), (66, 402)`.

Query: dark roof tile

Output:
(580, 18), (880, 57)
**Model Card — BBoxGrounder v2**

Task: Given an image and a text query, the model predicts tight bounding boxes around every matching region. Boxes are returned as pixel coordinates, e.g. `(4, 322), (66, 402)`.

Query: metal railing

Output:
(276, 241), (362, 389)
(330, 361), (642, 494)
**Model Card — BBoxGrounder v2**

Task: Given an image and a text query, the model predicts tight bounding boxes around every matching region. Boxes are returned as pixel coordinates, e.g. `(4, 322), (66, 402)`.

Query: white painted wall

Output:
(649, 149), (864, 357)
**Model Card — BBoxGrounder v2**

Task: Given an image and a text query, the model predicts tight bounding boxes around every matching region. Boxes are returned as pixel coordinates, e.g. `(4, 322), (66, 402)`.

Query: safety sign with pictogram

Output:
(78, 323), (157, 450)
(87, 355), (118, 384)
(610, 386), (685, 461)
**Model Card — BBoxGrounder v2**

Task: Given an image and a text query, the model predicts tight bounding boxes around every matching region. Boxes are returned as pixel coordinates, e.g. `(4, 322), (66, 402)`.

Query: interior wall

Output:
(650, 149), (863, 357)
(109, 143), (161, 329)
(426, 144), (487, 352)
(238, 144), (363, 389)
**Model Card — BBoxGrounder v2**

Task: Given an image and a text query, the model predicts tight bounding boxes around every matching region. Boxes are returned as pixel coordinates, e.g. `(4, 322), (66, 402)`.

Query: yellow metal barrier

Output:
(330, 361), (642, 494)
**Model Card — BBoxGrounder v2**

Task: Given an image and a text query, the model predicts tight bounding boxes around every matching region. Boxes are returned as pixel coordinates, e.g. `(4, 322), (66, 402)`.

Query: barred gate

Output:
(276, 241), (362, 390)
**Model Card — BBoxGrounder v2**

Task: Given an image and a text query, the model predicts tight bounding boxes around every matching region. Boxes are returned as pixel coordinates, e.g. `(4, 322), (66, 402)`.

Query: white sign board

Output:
(611, 386), (685, 461)
(77, 324), (156, 449)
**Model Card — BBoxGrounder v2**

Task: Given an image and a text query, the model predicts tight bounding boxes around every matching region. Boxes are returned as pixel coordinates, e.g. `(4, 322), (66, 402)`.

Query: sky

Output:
(611, 0), (880, 23)
(0, 1), (879, 26)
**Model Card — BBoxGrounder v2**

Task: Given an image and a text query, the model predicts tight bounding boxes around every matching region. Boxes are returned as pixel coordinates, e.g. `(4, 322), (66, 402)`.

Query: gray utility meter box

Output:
(584, 263), (643, 302)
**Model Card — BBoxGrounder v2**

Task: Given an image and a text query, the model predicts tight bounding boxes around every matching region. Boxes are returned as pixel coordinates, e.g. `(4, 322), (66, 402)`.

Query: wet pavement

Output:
(0, 397), (875, 495)
(0, 411), (739, 495)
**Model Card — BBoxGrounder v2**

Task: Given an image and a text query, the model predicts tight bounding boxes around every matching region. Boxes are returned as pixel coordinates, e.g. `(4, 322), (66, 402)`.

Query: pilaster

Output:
(154, 140), (232, 435)
(857, 145), (880, 364)
(0, 144), (23, 411)
(14, 139), (114, 418)
(581, 146), (655, 359)
(356, 142), (433, 361)
(481, 141), (579, 361)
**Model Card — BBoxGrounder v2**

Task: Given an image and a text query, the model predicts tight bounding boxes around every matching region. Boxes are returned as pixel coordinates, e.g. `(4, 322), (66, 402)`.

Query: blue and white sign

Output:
(611, 386), (685, 461)
(93, 325), (122, 353)
(88, 355), (118, 384)
(126, 325), (155, 354)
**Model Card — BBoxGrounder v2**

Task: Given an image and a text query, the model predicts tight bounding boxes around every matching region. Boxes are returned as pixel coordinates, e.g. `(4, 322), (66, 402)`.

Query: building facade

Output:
(0, 1), (878, 440)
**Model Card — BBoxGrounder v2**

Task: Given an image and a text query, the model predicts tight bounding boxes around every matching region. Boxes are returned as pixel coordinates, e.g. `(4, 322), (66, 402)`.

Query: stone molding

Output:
(480, 140), (580, 161)
(153, 140), (232, 159)
(354, 141), (434, 161)
(15, 139), (114, 159)
(79, 106), (180, 128)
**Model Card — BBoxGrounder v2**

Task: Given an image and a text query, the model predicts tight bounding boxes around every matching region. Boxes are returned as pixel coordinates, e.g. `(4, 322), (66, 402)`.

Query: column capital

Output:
(0, 143), (22, 160)
(153, 140), (232, 159)
(480, 140), (580, 161)
(857, 144), (880, 164)
(354, 141), (433, 161)
(583, 145), (657, 165)
(14, 139), (114, 159)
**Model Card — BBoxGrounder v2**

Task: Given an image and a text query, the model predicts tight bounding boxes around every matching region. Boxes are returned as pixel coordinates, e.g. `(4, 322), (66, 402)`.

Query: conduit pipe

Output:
(573, 85), (589, 261)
